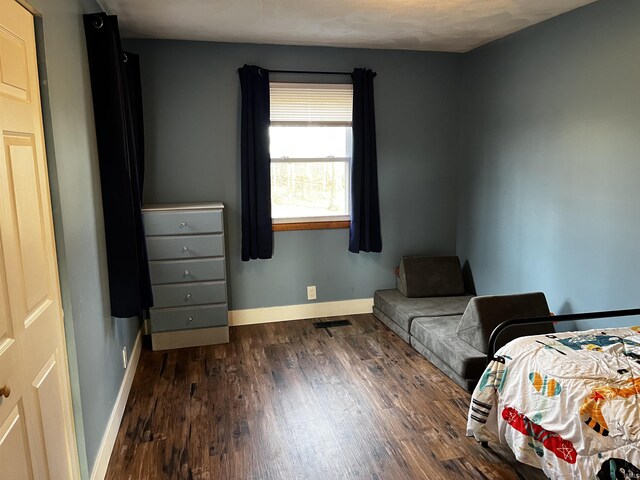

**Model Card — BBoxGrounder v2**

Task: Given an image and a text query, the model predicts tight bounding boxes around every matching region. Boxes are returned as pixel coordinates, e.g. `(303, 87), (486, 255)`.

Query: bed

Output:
(467, 311), (640, 480)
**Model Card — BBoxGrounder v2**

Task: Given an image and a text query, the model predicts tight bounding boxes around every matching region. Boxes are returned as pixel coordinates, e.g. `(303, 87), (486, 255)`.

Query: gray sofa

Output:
(373, 256), (474, 343)
(373, 256), (553, 391)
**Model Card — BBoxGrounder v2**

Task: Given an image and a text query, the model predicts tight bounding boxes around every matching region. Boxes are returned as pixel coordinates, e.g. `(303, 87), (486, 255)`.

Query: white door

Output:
(0, 0), (80, 477)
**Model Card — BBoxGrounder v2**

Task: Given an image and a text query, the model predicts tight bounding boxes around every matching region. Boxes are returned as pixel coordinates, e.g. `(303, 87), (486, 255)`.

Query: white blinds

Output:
(270, 82), (353, 124)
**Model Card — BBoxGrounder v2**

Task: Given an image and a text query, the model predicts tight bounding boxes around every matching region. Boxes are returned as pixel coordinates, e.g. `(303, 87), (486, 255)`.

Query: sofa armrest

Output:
(456, 292), (553, 354)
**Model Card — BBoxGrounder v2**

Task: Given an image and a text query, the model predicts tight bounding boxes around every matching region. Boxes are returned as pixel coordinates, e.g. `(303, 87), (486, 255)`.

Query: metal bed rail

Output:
(486, 307), (640, 362)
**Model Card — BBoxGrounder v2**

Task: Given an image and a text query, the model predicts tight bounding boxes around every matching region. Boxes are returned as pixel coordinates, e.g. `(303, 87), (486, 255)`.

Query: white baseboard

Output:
(228, 298), (373, 326)
(89, 330), (142, 480)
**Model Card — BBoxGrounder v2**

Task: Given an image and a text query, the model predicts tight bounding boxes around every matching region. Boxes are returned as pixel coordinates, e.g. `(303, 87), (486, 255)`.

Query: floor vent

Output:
(313, 319), (352, 329)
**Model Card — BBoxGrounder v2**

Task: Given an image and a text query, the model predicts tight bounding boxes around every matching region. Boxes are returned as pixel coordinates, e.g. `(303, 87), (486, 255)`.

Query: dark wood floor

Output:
(105, 314), (546, 480)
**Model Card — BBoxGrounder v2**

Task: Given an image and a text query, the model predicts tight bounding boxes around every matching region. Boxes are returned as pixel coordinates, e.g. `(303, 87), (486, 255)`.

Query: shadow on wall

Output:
(462, 260), (476, 295)
(556, 301), (574, 315)
(554, 300), (576, 332)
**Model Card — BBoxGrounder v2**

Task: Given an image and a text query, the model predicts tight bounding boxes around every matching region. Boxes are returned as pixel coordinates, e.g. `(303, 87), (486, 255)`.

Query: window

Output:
(269, 82), (353, 230)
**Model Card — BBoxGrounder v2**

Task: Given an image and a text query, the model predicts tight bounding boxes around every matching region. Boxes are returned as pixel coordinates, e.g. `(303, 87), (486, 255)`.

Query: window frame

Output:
(269, 82), (353, 231)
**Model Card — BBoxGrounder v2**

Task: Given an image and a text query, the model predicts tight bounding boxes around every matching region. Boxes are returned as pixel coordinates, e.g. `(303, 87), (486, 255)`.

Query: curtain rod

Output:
(269, 69), (353, 76)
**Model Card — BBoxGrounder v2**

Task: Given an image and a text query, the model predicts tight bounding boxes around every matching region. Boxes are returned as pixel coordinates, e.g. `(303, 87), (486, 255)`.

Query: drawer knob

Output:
(183, 270), (190, 277)
(182, 246), (189, 253)
(185, 293), (192, 301)
(180, 221), (188, 227)
(187, 316), (194, 324)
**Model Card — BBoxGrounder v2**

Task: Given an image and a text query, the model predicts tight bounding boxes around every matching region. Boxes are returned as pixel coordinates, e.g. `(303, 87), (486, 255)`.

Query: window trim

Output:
(272, 220), (351, 232)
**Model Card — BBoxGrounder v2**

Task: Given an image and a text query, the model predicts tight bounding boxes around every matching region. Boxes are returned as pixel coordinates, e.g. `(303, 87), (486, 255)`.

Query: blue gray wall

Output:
(123, 40), (463, 310)
(456, 0), (640, 326)
(33, 0), (139, 476)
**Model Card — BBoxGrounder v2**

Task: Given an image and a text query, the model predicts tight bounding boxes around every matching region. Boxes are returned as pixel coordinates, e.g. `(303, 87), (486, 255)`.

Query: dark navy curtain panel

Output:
(83, 13), (153, 317)
(238, 65), (273, 261)
(350, 68), (382, 253)
(124, 52), (146, 196)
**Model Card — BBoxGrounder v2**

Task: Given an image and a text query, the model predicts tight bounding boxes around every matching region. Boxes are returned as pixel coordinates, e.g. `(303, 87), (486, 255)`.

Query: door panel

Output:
(32, 352), (73, 478)
(4, 134), (51, 316)
(0, 403), (34, 479)
(0, 24), (30, 101)
(0, 0), (80, 477)
(0, 238), (13, 348)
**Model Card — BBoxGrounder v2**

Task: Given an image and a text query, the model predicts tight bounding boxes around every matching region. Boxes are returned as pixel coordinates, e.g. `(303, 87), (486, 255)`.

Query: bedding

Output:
(467, 326), (640, 479)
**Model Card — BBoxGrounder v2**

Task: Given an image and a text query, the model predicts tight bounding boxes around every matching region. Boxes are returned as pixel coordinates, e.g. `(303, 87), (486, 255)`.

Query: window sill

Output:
(272, 220), (351, 232)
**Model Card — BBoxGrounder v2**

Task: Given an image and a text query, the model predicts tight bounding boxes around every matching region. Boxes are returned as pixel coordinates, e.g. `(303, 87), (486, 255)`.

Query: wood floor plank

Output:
(105, 314), (546, 480)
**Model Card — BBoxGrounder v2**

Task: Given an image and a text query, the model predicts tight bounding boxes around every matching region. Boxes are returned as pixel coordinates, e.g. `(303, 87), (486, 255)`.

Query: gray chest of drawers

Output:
(142, 203), (229, 350)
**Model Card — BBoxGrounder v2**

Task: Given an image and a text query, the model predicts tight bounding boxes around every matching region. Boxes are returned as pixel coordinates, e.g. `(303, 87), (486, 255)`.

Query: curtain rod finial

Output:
(92, 16), (104, 29)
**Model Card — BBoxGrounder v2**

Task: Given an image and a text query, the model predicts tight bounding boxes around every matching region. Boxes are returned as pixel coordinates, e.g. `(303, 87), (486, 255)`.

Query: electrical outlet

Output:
(307, 285), (317, 300)
(122, 346), (128, 369)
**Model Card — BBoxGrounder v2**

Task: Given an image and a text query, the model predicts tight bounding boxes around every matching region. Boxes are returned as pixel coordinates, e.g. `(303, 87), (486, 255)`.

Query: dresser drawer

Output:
(152, 281), (227, 308)
(146, 234), (224, 260)
(149, 258), (225, 284)
(143, 209), (223, 236)
(149, 304), (228, 333)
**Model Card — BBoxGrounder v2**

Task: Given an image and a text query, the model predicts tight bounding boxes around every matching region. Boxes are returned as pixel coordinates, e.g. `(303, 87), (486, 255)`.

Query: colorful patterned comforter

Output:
(467, 326), (640, 479)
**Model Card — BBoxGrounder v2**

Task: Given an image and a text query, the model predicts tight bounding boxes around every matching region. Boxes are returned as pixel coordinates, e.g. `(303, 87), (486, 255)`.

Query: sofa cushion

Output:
(374, 289), (474, 333)
(456, 292), (553, 354)
(372, 306), (410, 343)
(410, 315), (486, 379)
(410, 337), (479, 392)
(397, 256), (466, 298)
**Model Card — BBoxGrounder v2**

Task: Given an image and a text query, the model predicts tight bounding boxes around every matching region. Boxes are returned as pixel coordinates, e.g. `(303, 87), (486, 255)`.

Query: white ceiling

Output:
(99, 0), (596, 53)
